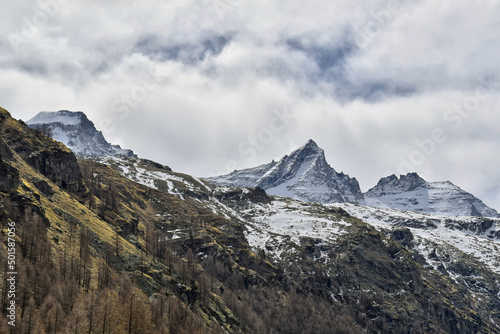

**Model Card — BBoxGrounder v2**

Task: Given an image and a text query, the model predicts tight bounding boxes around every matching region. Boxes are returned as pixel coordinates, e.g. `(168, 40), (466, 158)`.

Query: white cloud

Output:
(1, 0), (500, 210)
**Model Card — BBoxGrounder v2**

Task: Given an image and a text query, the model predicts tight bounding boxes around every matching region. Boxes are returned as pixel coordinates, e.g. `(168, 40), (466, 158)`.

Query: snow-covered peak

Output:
(206, 140), (364, 204)
(27, 110), (135, 158)
(365, 173), (500, 218)
(280, 139), (326, 167)
(27, 110), (85, 126)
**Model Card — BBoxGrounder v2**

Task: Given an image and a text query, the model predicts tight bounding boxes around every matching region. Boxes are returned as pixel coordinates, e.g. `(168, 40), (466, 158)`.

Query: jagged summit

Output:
(365, 172), (500, 218)
(368, 173), (427, 195)
(206, 139), (364, 204)
(27, 110), (135, 158)
(302, 138), (320, 149)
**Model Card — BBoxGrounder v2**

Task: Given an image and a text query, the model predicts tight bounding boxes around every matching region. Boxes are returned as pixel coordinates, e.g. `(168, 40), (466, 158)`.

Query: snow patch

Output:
(27, 111), (82, 126)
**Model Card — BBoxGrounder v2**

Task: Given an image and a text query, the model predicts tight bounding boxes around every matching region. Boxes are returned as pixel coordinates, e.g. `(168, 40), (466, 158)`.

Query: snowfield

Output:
(95, 156), (211, 200)
(240, 199), (352, 260)
(336, 202), (500, 275)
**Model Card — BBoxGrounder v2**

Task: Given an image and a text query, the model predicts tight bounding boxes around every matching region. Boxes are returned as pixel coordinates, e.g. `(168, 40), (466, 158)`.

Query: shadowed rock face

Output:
(27, 110), (135, 158)
(368, 173), (427, 195)
(25, 149), (86, 194)
(0, 108), (86, 195)
(0, 140), (19, 193)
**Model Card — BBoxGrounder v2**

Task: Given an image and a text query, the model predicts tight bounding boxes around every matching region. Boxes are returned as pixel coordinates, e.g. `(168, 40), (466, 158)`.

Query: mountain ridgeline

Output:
(26, 111), (498, 218)
(208, 140), (499, 218)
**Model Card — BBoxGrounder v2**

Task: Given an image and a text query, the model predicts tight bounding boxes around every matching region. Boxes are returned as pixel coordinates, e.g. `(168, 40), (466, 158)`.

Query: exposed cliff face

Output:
(24, 149), (85, 193)
(0, 107), (86, 195)
(0, 138), (19, 193)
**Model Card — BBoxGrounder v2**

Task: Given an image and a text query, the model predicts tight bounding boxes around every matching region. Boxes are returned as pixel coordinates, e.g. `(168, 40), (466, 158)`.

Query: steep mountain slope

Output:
(6, 106), (500, 333)
(206, 140), (364, 204)
(337, 202), (500, 272)
(1, 108), (87, 195)
(337, 202), (500, 327)
(365, 172), (500, 218)
(3, 107), (339, 333)
(27, 110), (135, 157)
(215, 192), (500, 333)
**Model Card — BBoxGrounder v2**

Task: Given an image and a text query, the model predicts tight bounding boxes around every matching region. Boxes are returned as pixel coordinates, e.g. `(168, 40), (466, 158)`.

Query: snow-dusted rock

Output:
(27, 110), (135, 158)
(364, 173), (500, 218)
(206, 139), (364, 204)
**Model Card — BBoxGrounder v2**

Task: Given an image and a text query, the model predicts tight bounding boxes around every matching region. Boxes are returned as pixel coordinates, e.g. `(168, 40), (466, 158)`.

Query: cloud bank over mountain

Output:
(1, 0), (500, 209)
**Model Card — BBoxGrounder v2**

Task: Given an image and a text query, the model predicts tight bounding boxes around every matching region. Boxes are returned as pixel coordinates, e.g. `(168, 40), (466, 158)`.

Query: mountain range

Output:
(207, 138), (499, 218)
(6, 108), (499, 333)
(25, 110), (500, 219)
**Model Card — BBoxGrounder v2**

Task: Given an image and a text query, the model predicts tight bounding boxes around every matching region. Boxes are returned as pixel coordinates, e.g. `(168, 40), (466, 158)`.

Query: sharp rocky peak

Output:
(293, 139), (322, 154)
(400, 172), (426, 183)
(376, 172), (427, 192)
(206, 139), (364, 204)
(285, 139), (327, 167)
(302, 139), (320, 149)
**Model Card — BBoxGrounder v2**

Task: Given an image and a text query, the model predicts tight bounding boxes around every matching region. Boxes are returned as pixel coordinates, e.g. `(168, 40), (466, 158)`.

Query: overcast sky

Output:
(2, 0), (500, 210)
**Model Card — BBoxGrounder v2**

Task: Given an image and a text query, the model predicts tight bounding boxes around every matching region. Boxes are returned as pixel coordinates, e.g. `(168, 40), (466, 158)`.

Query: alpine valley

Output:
(1, 108), (499, 333)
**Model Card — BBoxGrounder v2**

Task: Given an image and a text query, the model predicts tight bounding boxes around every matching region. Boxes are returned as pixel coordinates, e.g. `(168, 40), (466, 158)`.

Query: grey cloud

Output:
(14, 61), (48, 76)
(280, 32), (420, 101)
(135, 34), (231, 64)
(339, 82), (416, 102)
(285, 36), (355, 74)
